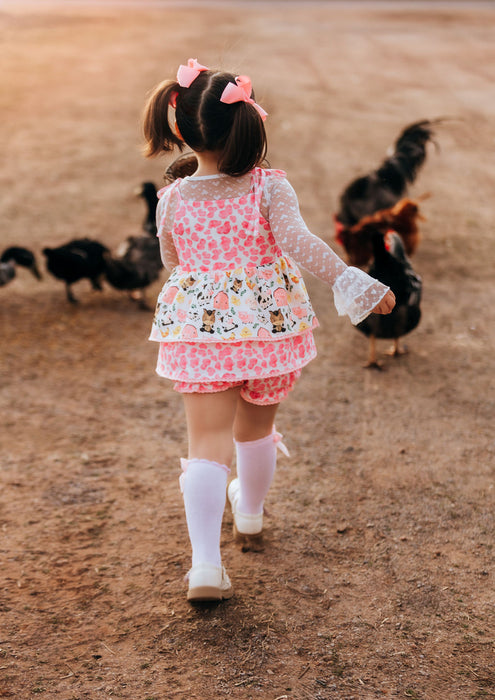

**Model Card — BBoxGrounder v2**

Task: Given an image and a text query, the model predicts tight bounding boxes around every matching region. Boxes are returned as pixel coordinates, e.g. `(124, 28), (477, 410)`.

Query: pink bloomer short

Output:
(173, 369), (302, 406)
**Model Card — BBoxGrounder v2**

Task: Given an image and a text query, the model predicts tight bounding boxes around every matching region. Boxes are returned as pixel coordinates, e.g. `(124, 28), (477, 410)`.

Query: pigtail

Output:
(142, 80), (184, 158)
(217, 101), (267, 176)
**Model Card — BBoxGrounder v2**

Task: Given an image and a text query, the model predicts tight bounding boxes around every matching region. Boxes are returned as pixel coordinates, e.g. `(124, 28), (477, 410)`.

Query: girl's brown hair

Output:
(142, 70), (267, 177)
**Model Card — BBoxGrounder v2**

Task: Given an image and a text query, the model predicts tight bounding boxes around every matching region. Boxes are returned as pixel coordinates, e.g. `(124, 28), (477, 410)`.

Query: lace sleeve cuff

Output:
(332, 266), (390, 325)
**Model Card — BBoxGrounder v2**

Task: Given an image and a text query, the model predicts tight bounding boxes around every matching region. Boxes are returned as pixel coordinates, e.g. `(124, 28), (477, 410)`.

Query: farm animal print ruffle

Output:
(150, 256), (319, 343)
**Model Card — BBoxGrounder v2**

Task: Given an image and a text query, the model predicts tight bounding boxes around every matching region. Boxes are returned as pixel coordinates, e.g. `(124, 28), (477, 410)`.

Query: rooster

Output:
(335, 119), (437, 266)
(349, 205), (423, 368)
(333, 119), (439, 367)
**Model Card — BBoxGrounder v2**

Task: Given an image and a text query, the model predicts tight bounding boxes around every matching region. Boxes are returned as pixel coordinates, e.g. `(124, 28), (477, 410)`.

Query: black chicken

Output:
(355, 226), (422, 369)
(1, 247), (42, 287)
(102, 180), (163, 309)
(103, 235), (162, 309)
(135, 181), (158, 236)
(335, 119), (438, 266)
(42, 238), (109, 303)
(103, 166), (199, 308)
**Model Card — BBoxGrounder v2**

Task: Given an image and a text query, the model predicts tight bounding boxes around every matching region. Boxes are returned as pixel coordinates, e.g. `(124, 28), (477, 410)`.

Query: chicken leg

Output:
(364, 335), (384, 370)
(384, 338), (409, 357)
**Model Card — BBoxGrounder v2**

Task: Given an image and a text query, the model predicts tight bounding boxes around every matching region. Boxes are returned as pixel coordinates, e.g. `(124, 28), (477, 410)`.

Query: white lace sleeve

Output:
(265, 176), (390, 325)
(156, 188), (180, 271)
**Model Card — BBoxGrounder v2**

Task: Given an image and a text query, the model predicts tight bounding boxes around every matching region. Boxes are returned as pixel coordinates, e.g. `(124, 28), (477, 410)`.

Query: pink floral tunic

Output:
(150, 167), (389, 382)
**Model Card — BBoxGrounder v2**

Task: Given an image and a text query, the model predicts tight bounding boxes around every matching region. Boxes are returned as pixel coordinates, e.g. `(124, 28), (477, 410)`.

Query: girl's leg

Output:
(183, 387), (241, 465)
(180, 388), (240, 600)
(233, 398), (279, 443)
(230, 398), (280, 536)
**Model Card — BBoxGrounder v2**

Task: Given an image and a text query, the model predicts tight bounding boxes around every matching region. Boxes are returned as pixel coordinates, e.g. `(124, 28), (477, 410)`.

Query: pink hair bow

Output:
(220, 75), (267, 121)
(176, 58), (209, 88)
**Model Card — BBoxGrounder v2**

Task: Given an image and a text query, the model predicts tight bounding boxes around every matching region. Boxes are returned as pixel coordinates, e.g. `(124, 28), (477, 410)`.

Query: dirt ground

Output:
(1, 2), (494, 698)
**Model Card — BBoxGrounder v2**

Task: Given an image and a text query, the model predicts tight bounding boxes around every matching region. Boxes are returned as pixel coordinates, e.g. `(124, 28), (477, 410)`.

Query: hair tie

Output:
(334, 214), (345, 244)
(220, 75), (267, 121)
(176, 58), (209, 88)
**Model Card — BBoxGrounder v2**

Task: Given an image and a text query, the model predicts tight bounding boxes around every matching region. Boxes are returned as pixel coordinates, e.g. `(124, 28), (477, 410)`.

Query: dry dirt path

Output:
(1, 2), (494, 698)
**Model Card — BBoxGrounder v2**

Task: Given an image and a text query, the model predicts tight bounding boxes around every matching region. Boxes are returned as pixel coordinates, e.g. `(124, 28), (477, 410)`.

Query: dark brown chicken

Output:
(348, 201), (424, 368)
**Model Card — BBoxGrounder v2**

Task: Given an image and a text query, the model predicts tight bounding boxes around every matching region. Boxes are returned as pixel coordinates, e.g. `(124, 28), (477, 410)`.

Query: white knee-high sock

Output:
(235, 430), (288, 516)
(180, 458), (230, 568)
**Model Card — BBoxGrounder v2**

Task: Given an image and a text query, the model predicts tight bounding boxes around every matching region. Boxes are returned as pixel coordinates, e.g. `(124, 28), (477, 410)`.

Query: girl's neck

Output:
(192, 150), (222, 177)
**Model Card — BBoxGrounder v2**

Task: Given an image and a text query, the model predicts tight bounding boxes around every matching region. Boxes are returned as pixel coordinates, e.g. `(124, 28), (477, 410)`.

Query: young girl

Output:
(143, 58), (395, 603)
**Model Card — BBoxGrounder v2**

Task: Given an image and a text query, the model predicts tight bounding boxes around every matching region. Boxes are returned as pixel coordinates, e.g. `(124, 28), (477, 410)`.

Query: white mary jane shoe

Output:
(186, 563), (233, 603)
(228, 478), (263, 536)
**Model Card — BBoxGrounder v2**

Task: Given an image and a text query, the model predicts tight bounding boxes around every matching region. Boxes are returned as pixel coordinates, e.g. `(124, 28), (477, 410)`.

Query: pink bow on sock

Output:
(273, 428), (290, 457)
(220, 75), (267, 121)
(177, 58), (209, 88)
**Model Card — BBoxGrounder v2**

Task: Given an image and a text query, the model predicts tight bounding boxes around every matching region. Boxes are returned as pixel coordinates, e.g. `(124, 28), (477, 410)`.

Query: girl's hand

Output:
(372, 290), (396, 315)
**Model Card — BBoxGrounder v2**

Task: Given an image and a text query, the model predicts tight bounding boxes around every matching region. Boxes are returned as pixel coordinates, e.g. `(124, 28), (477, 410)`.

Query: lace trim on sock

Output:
(179, 457), (231, 493)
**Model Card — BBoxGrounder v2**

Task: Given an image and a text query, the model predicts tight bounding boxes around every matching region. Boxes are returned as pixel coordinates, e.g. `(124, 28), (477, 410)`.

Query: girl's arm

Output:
(156, 190), (180, 270)
(265, 177), (394, 325)
(158, 232), (180, 270)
